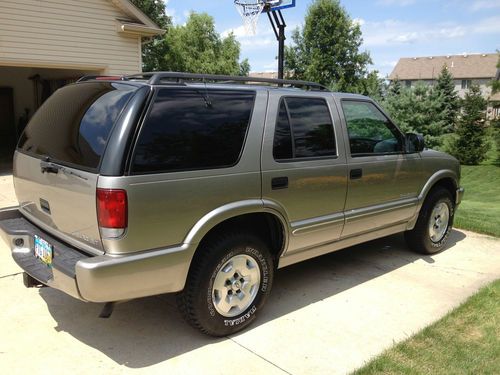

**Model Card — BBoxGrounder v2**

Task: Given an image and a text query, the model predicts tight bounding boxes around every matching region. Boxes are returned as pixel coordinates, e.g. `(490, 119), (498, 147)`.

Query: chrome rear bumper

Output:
(0, 207), (194, 303)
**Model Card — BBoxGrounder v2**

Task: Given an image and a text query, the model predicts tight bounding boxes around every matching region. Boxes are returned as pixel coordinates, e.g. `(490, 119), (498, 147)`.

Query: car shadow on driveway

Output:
(39, 230), (466, 368)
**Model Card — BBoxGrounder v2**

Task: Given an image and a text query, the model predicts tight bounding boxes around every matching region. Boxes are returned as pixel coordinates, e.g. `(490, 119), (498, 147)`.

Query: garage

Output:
(0, 66), (102, 167)
(0, 0), (164, 169)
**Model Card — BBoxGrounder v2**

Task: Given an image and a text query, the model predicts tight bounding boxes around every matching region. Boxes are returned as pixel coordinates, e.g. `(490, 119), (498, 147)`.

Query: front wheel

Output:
(177, 232), (274, 336)
(405, 187), (455, 254)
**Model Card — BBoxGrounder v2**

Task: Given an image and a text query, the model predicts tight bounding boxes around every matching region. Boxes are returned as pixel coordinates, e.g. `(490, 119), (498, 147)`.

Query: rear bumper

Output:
(0, 207), (194, 302)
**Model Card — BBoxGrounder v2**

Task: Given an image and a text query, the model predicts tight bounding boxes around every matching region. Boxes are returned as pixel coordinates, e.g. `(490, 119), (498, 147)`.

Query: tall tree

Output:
(130, 0), (171, 71)
(161, 13), (249, 75)
(388, 78), (402, 96)
(284, 0), (372, 92)
(383, 83), (447, 149)
(355, 70), (385, 102)
(490, 53), (500, 164)
(491, 52), (500, 94)
(450, 85), (489, 165)
(434, 65), (459, 132)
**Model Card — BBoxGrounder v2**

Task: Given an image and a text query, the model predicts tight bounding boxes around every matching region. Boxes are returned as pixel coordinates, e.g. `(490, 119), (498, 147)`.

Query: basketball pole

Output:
(267, 10), (286, 80)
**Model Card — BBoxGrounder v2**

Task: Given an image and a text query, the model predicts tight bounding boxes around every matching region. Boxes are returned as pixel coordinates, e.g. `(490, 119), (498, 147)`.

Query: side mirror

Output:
(405, 133), (425, 153)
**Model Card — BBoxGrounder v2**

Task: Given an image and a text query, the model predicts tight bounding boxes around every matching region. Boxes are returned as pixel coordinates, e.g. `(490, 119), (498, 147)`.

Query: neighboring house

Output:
(389, 53), (499, 119)
(249, 72), (279, 80)
(0, 0), (164, 158)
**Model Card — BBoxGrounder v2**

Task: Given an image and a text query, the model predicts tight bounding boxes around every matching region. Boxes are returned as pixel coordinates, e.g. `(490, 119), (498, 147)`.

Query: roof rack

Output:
(76, 75), (128, 83)
(126, 72), (330, 91)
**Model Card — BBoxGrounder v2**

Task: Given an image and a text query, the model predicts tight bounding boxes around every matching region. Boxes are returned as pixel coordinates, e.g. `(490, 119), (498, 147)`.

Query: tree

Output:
(491, 52), (500, 94)
(160, 13), (249, 75)
(434, 65), (459, 132)
(130, 0), (171, 71)
(387, 78), (402, 96)
(355, 71), (385, 102)
(450, 85), (489, 165)
(382, 83), (447, 149)
(284, 0), (372, 92)
(490, 54), (500, 164)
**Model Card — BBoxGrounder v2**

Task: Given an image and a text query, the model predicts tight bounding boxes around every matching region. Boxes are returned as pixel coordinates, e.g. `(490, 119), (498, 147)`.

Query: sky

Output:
(163, 0), (500, 77)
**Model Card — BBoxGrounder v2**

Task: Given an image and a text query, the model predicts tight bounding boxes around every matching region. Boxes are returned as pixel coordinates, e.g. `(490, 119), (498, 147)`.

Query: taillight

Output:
(97, 189), (128, 230)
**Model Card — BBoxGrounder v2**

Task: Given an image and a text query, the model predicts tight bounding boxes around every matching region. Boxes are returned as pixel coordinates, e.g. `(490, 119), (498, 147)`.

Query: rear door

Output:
(261, 92), (348, 254)
(14, 82), (138, 254)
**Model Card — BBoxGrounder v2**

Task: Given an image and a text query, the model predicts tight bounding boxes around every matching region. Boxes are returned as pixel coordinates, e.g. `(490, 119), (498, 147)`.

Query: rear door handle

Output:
(40, 160), (60, 174)
(350, 168), (363, 180)
(272, 177), (288, 190)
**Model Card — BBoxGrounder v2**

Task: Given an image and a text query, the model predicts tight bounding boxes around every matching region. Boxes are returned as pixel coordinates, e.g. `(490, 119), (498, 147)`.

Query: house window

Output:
(493, 106), (500, 119)
(405, 80), (412, 88)
(461, 79), (472, 89)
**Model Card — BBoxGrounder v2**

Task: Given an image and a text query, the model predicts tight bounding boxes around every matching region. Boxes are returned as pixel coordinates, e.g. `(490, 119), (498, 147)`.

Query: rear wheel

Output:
(177, 232), (274, 336)
(405, 187), (455, 254)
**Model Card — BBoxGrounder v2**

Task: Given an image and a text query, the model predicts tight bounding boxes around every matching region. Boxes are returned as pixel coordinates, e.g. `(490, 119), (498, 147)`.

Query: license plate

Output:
(34, 235), (53, 267)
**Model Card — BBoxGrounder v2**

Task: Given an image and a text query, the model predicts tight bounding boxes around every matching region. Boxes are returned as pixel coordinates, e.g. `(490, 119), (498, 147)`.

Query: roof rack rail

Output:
(76, 75), (130, 83)
(125, 72), (330, 91)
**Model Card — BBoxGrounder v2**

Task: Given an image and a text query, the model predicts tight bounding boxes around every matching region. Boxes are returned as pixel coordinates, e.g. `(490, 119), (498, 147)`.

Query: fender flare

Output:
(416, 169), (459, 211)
(183, 199), (290, 250)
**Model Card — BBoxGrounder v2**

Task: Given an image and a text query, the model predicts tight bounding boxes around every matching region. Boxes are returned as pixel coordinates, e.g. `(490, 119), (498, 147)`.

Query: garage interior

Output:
(0, 66), (100, 170)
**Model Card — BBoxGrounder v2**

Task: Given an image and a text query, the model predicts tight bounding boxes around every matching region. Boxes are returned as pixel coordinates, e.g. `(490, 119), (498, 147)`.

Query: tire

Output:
(405, 187), (455, 255)
(177, 232), (274, 336)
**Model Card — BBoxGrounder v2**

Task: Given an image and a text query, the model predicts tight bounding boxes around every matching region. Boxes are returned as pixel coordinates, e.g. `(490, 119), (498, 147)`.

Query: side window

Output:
(273, 97), (336, 161)
(341, 101), (403, 156)
(132, 89), (255, 173)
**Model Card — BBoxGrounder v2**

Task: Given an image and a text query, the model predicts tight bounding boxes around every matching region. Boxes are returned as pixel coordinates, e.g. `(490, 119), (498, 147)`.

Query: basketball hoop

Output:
(234, 0), (266, 36)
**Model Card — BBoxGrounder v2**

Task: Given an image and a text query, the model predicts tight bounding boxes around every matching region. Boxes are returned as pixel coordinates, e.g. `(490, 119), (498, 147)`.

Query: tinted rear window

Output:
(18, 82), (137, 170)
(273, 97), (336, 160)
(132, 88), (255, 174)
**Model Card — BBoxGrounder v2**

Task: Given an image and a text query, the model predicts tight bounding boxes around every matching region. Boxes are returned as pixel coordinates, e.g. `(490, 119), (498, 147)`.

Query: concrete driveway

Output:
(1, 173), (499, 375)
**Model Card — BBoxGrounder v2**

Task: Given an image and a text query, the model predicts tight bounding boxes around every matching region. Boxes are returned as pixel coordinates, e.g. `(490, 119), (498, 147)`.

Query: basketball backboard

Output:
(263, 0), (296, 12)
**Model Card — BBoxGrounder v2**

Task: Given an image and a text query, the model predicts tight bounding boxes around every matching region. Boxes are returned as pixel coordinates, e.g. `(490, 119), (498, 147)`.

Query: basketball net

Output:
(234, 0), (265, 36)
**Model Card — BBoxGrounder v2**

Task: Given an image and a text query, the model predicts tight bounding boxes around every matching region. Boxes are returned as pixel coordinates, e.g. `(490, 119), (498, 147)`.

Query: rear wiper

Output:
(60, 166), (88, 181)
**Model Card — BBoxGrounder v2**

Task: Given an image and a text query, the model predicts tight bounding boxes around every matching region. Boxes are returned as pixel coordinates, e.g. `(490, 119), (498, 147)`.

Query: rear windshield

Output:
(18, 82), (137, 170)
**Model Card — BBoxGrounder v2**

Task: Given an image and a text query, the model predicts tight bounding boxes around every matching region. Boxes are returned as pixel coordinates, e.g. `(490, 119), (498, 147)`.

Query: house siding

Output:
(0, 0), (142, 74)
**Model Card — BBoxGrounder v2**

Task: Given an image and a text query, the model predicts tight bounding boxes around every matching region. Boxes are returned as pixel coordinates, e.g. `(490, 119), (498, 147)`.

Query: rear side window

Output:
(18, 82), (136, 170)
(273, 97), (336, 160)
(132, 89), (255, 174)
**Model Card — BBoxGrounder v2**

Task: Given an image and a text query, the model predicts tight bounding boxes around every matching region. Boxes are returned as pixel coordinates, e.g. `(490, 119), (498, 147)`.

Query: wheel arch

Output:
(184, 200), (289, 268)
(418, 170), (458, 209)
(406, 170), (458, 231)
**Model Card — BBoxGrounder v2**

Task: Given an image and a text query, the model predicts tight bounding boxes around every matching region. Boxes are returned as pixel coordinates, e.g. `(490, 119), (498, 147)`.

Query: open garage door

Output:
(0, 66), (101, 170)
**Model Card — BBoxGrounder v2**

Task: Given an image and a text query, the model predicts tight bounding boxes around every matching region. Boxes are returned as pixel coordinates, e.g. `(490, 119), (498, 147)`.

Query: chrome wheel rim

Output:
(211, 254), (261, 318)
(428, 202), (450, 243)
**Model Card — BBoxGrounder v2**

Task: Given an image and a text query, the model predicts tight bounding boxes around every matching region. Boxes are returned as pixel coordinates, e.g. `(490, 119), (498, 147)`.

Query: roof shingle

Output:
(389, 53), (498, 80)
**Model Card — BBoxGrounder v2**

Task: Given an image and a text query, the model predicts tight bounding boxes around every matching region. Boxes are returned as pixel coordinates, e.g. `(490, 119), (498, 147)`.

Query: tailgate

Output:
(13, 81), (139, 254)
(14, 152), (103, 253)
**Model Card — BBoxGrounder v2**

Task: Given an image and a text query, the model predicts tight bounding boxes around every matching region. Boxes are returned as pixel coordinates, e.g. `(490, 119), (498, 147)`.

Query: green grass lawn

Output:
(352, 280), (500, 375)
(454, 165), (500, 237)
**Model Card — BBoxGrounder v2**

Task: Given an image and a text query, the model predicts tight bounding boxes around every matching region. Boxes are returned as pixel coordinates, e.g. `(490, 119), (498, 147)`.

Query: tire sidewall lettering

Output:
(224, 305), (257, 327)
(245, 246), (269, 292)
